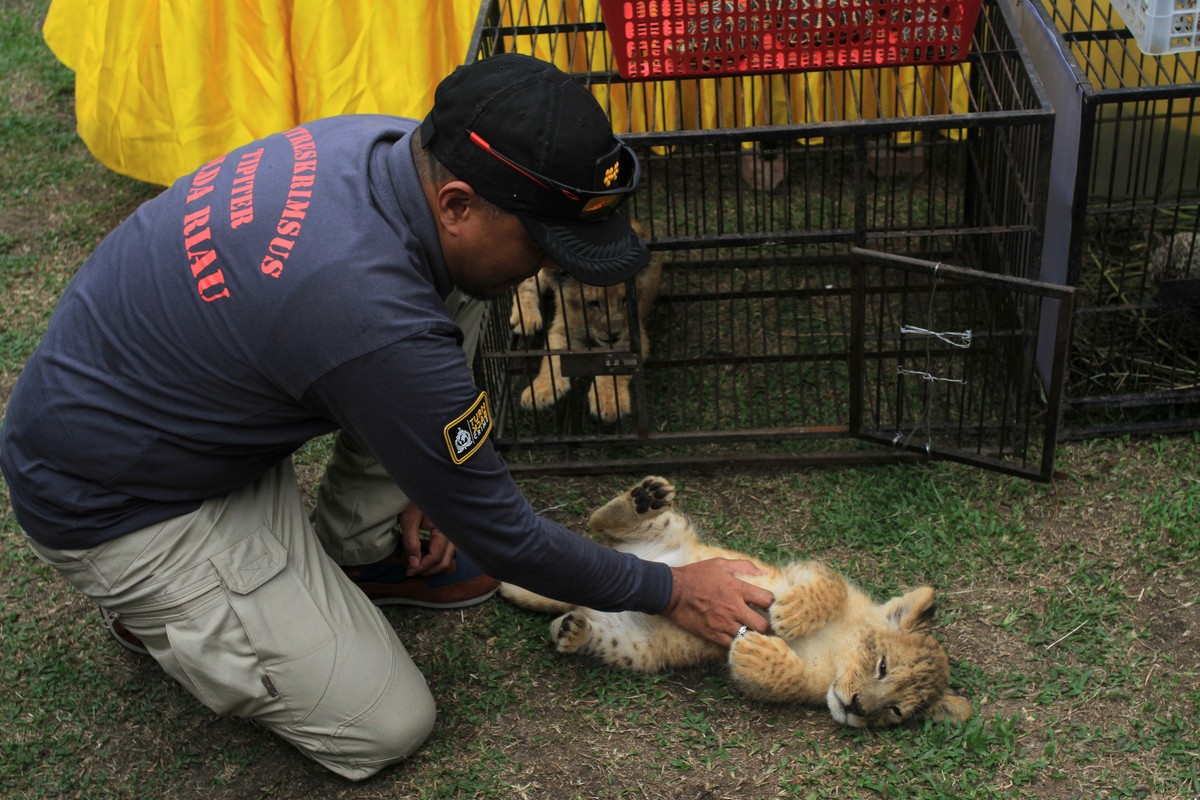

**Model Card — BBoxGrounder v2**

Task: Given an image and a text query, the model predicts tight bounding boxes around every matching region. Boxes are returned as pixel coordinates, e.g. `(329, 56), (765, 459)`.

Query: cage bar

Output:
(1012, 0), (1200, 438)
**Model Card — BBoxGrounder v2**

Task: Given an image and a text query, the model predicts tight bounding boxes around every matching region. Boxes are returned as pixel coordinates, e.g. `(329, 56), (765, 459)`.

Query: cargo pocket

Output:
(165, 525), (336, 726)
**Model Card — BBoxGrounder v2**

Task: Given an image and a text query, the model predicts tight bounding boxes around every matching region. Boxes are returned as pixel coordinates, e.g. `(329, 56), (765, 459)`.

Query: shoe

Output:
(342, 547), (500, 609)
(99, 607), (150, 656)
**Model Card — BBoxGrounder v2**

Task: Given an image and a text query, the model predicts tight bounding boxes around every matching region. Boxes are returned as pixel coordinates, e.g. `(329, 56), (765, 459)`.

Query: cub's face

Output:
(560, 279), (631, 349)
(825, 631), (957, 729)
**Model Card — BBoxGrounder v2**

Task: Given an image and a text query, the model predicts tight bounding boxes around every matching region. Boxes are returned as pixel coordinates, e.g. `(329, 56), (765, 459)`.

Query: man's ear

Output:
(434, 180), (477, 235)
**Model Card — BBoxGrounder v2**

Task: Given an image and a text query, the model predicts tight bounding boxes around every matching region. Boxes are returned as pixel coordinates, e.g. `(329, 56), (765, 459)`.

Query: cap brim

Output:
(519, 212), (650, 287)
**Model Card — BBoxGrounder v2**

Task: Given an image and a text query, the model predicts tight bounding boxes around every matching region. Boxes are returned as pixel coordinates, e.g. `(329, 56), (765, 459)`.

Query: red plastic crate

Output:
(598, 0), (982, 79)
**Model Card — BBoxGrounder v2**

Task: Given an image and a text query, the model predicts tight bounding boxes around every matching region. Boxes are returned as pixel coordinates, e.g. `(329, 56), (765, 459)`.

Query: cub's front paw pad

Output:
(631, 477), (675, 514)
(550, 612), (592, 654)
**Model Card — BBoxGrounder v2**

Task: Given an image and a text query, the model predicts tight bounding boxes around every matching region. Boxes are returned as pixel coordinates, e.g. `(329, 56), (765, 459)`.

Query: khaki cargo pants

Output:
(25, 291), (485, 781)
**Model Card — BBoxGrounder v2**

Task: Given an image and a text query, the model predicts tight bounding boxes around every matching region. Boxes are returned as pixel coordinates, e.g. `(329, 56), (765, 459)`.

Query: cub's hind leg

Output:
(550, 608), (719, 672)
(588, 476), (675, 538)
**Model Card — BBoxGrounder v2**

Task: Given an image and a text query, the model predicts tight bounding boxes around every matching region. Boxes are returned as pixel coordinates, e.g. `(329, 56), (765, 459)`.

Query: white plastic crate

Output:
(1110, 0), (1200, 55)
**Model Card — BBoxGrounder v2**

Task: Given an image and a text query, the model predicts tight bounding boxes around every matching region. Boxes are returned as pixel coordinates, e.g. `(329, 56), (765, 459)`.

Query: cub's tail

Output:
(499, 583), (575, 614)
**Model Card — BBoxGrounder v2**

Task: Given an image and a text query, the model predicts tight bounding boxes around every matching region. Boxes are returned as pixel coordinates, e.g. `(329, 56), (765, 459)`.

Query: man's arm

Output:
(306, 332), (775, 639)
(304, 332), (672, 613)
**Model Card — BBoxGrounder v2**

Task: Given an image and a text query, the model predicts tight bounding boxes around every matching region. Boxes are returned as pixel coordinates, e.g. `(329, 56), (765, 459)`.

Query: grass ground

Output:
(2, 2), (1199, 798)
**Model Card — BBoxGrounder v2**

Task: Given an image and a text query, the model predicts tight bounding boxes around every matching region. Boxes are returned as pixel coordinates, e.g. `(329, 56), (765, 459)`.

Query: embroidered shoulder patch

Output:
(443, 391), (493, 465)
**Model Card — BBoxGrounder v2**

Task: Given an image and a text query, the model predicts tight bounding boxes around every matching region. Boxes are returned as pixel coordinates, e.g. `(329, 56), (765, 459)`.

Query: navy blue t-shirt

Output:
(0, 115), (672, 615)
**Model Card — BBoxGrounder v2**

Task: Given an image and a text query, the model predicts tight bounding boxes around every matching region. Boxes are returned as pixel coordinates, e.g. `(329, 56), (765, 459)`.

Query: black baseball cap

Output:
(419, 53), (649, 287)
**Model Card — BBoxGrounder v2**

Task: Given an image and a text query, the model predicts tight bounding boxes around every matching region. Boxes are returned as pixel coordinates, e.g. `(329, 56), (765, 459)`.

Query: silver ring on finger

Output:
(735, 624), (749, 638)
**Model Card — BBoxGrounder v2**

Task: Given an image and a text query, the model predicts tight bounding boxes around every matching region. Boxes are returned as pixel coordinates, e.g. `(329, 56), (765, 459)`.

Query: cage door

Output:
(849, 248), (1074, 482)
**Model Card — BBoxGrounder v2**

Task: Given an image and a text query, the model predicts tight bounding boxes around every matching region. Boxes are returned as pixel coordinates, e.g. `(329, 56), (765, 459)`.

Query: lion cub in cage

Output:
(500, 477), (974, 730)
(509, 220), (663, 423)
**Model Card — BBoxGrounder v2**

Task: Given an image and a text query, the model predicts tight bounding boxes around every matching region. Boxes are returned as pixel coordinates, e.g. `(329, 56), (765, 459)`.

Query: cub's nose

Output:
(845, 694), (865, 717)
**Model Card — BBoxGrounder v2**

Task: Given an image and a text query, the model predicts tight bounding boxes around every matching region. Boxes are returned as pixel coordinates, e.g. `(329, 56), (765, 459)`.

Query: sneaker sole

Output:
(100, 607), (152, 656)
(366, 585), (500, 610)
(109, 631), (152, 656)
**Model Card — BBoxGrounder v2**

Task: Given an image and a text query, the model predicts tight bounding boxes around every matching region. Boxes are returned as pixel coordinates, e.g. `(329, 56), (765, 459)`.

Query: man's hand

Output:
(662, 559), (775, 646)
(398, 503), (456, 577)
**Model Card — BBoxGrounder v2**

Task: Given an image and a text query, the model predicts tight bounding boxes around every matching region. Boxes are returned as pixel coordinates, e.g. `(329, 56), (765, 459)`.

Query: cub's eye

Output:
(889, 706), (904, 719)
(586, 299), (603, 309)
(877, 655), (888, 680)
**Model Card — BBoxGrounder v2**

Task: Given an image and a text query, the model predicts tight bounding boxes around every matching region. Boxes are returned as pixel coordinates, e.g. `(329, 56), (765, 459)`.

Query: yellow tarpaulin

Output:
(44, 0), (483, 185)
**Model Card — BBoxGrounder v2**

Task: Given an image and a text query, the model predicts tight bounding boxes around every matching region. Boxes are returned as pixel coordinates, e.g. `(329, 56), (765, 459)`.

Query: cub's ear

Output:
(883, 586), (937, 633)
(926, 691), (974, 724)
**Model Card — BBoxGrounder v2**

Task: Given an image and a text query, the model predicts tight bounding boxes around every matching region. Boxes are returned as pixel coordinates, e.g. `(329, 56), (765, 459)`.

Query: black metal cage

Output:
(469, 0), (1067, 479)
(1014, 0), (1200, 438)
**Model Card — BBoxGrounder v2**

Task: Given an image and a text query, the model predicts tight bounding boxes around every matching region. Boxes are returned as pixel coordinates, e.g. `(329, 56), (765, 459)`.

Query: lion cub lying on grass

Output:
(501, 477), (973, 729)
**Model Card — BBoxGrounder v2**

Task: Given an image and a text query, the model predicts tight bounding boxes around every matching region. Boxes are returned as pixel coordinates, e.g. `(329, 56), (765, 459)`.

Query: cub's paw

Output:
(508, 277), (545, 336)
(587, 377), (631, 424)
(631, 477), (674, 515)
(520, 374), (569, 412)
(550, 611), (593, 654)
(509, 306), (543, 337)
(589, 476), (675, 535)
(769, 595), (818, 642)
(728, 631), (794, 700)
(729, 630), (790, 670)
(769, 566), (846, 641)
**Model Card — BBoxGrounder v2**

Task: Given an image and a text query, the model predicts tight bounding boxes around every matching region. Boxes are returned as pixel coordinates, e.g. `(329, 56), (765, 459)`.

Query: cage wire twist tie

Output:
(892, 262), (972, 453)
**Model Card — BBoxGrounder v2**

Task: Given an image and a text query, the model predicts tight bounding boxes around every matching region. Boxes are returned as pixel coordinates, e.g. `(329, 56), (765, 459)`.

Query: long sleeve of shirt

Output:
(303, 333), (674, 615)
